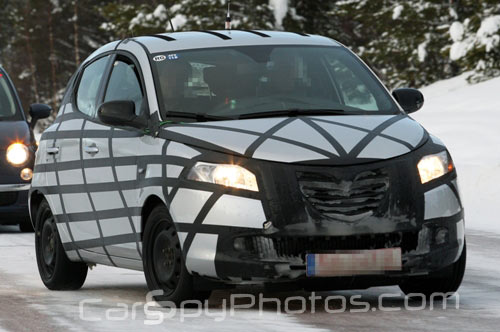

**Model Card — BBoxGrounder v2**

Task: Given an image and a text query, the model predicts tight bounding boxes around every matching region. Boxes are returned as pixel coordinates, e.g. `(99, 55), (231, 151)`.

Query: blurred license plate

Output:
(306, 248), (402, 277)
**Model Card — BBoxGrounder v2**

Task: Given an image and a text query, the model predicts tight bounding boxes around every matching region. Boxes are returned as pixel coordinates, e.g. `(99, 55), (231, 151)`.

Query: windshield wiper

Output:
(164, 111), (233, 122)
(238, 108), (347, 120)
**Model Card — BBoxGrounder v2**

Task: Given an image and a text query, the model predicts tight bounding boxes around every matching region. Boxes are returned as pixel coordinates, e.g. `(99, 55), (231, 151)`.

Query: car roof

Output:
(85, 30), (341, 64)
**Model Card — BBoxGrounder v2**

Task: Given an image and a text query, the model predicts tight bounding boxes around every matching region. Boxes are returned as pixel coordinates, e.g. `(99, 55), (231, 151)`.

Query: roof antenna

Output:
(225, 0), (232, 30)
(169, 17), (175, 33)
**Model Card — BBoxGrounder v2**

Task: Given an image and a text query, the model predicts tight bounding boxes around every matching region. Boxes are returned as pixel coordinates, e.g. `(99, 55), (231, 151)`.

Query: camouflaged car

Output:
(30, 30), (466, 304)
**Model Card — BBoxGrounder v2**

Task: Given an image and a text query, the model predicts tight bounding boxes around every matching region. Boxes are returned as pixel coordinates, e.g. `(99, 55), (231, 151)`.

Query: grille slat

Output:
(298, 170), (389, 222)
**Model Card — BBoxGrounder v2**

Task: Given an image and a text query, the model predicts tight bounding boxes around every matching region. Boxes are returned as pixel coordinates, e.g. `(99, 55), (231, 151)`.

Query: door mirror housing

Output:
(392, 88), (424, 114)
(97, 101), (147, 129)
(29, 103), (52, 129)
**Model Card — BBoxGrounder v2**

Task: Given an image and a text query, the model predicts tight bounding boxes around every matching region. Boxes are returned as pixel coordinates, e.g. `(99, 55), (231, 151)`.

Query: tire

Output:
(399, 241), (466, 298)
(19, 217), (34, 233)
(35, 199), (88, 290)
(143, 204), (211, 307)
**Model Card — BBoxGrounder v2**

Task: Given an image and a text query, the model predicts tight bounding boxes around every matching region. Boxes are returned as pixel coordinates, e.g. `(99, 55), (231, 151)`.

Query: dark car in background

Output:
(0, 65), (50, 231)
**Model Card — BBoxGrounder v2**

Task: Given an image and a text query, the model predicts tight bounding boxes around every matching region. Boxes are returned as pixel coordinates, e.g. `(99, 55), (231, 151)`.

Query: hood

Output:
(162, 114), (428, 165)
(0, 121), (31, 149)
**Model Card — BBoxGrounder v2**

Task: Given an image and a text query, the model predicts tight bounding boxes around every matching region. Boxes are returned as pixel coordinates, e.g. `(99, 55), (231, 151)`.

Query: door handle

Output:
(84, 145), (99, 155)
(46, 147), (59, 155)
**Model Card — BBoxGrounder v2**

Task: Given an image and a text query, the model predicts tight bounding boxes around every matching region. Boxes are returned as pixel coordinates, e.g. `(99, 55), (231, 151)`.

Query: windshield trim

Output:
(149, 45), (403, 123)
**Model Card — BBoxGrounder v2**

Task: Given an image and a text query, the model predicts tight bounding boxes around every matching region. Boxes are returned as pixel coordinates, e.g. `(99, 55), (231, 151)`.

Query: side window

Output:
(0, 75), (17, 117)
(76, 56), (109, 117)
(104, 58), (144, 115)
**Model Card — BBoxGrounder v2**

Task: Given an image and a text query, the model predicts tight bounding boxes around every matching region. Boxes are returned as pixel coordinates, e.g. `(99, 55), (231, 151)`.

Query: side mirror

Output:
(97, 100), (147, 129)
(29, 103), (52, 129)
(392, 88), (424, 113)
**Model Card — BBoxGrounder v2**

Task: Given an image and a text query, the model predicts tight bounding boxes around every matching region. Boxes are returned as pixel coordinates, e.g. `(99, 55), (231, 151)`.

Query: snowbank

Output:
(412, 73), (500, 234)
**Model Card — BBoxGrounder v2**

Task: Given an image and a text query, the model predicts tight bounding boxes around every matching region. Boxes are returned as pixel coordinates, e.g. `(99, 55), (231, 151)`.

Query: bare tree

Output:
(23, 1), (39, 102)
(73, 0), (81, 68)
(47, 2), (58, 109)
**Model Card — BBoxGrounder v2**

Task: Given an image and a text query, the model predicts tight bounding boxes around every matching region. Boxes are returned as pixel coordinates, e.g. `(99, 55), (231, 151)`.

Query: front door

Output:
(81, 54), (150, 268)
(55, 55), (111, 261)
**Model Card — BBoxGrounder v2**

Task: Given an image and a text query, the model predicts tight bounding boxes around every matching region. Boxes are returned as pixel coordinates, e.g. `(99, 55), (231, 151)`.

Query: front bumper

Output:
(0, 184), (30, 224)
(174, 138), (464, 287)
(214, 212), (464, 284)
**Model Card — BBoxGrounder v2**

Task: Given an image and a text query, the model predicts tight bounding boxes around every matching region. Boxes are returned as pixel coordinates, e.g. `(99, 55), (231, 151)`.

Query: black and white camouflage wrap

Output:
(30, 31), (464, 280)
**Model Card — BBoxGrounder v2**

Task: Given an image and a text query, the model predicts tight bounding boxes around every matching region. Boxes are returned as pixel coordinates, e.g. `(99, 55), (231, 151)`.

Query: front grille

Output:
(246, 232), (418, 260)
(0, 192), (18, 206)
(297, 169), (389, 222)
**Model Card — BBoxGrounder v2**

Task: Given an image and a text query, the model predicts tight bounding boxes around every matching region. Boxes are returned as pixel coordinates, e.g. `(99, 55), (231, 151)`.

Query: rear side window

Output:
(76, 56), (109, 117)
(104, 58), (144, 115)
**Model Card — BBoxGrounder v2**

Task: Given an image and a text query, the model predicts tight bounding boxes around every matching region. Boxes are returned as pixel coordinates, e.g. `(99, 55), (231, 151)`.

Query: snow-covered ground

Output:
(413, 73), (500, 234)
(1, 227), (500, 331)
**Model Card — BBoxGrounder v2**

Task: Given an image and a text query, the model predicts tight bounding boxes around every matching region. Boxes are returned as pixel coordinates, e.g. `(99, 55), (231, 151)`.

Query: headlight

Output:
(6, 143), (29, 166)
(417, 151), (453, 184)
(187, 162), (259, 191)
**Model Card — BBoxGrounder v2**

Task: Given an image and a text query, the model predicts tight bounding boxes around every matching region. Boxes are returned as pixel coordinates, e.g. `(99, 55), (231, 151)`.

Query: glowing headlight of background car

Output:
(6, 143), (29, 166)
(187, 162), (259, 191)
(417, 151), (454, 184)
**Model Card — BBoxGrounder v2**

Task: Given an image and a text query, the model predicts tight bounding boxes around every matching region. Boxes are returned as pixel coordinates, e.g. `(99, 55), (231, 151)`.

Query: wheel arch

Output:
(141, 195), (169, 239)
(29, 190), (45, 228)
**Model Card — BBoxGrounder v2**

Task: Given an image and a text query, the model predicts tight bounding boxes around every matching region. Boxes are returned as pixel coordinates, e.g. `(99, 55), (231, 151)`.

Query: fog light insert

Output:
(20, 168), (33, 181)
(435, 228), (448, 245)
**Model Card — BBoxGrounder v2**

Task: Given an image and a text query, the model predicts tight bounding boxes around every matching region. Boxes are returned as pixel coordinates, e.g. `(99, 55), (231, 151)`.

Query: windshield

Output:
(0, 71), (22, 121)
(153, 45), (401, 121)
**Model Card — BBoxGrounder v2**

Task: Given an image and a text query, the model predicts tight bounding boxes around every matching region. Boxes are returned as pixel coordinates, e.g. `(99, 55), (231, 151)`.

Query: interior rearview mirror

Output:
(392, 88), (424, 114)
(97, 101), (147, 129)
(29, 103), (52, 129)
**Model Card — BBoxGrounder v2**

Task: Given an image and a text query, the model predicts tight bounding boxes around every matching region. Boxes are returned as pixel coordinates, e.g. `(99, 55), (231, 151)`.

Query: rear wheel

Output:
(399, 241), (466, 297)
(143, 205), (211, 307)
(35, 199), (88, 290)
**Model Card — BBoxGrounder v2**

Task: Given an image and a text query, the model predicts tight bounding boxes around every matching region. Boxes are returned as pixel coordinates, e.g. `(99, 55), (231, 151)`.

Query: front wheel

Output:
(399, 241), (466, 297)
(143, 205), (211, 307)
(35, 199), (88, 290)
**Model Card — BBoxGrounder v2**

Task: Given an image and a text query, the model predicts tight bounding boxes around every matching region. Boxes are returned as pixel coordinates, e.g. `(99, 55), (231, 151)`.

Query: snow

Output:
(449, 15), (500, 61)
(153, 4), (168, 21)
(0, 233), (329, 331)
(412, 73), (500, 234)
(449, 7), (458, 20)
(417, 33), (430, 62)
(477, 15), (500, 37)
(449, 22), (464, 42)
(171, 14), (187, 31)
(417, 42), (427, 62)
(476, 15), (500, 52)
(17, 69), (30, 80)
(129, 12), (145, 30)
(449, 22), (472, 61)
(392, 5), (404, 20)
(449, 39), (473, 61)
(2, 227), (500, 330)
(269, 0), (289, 29)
